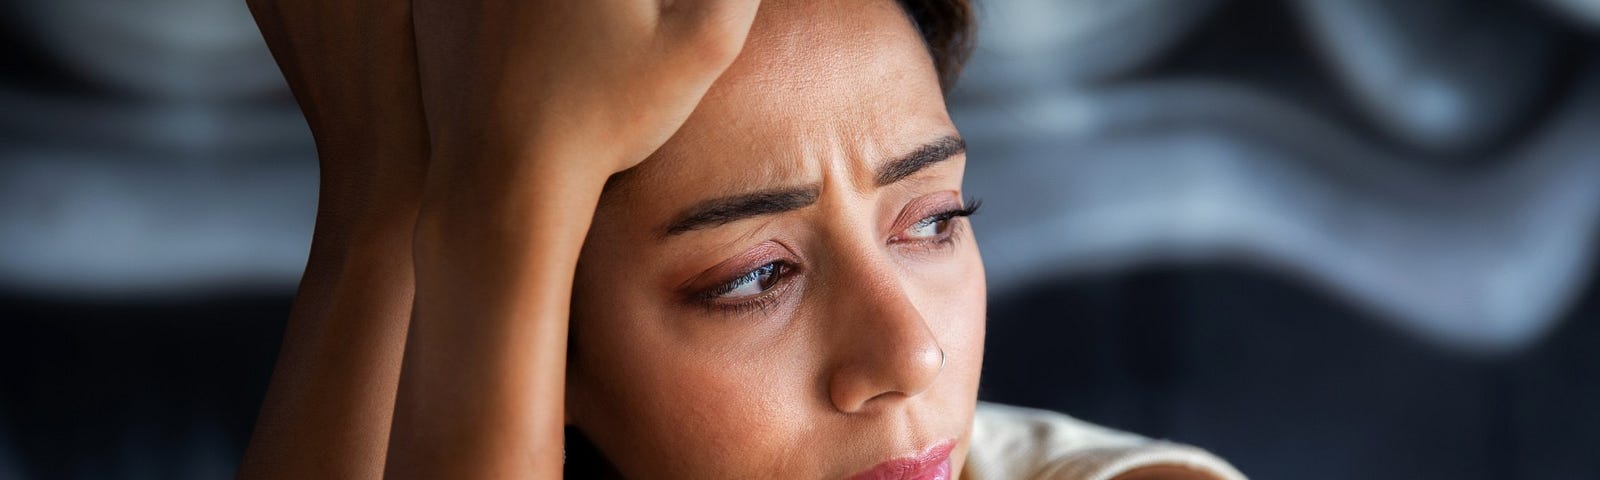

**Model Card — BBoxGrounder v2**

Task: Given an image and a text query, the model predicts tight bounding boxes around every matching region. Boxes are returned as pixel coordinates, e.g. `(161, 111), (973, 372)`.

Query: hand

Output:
(411, 0), (761, 178)
(387, 3), (761, 478)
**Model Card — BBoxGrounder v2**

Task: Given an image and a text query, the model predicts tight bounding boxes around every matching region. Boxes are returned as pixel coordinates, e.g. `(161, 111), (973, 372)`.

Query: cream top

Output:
(961, 403), (1246, 480)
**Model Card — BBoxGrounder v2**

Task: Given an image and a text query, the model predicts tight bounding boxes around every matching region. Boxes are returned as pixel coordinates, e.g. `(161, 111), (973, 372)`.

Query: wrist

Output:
(309, 188), (422, 247)
(412, 150), (611, 276)
(426, 107), (638, 180)
(419, 134), (615, 219)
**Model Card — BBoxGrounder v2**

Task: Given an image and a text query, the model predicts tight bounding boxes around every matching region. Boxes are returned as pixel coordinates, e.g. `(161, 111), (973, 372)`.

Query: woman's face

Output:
(566, 0), (986, 478)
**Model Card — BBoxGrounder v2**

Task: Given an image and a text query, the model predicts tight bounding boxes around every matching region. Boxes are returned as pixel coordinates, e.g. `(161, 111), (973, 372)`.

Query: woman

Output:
(236, 0), (1244, 478)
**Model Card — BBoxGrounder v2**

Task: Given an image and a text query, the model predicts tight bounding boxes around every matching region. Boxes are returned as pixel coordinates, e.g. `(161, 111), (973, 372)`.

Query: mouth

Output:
(845, 440), (956, 480)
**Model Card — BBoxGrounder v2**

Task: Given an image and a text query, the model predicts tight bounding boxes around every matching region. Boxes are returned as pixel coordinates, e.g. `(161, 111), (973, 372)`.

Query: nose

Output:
(824, 256), (946, 414)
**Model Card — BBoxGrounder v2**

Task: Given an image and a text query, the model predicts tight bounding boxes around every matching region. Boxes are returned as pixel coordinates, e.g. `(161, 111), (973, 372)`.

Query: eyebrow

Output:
(661, 135), (965, 236)
(876, 135), (965, 186)
(664, 187), (820, 235)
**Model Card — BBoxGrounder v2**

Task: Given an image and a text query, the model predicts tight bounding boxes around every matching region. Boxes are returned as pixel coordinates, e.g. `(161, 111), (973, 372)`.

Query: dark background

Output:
(3, 0), (1599, 478)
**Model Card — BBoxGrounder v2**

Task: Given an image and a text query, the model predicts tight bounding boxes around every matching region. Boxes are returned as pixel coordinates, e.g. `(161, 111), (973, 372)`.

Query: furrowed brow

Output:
(875, 135), (965, 186)
(663, 187), (820, 236)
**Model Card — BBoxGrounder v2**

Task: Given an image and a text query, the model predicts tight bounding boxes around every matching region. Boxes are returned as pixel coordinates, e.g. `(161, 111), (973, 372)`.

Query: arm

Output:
(237, 1), (429, 477)
(386, 154), (608, 479)
(383, 1), (759, 477)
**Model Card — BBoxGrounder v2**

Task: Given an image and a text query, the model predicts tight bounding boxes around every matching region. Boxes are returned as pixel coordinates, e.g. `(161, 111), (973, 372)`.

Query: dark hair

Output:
(897, 0), (976, 92)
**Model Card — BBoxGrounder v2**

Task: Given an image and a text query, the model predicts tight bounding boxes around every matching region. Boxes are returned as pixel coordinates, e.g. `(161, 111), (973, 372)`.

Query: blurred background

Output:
(2, 0), (1598, 478)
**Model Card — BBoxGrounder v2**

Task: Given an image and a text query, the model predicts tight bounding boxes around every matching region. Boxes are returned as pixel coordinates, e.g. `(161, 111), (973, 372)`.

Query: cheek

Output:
(930, 240), (987, 478)
(568, 291), (826, 478)
(917, 235), (988, 371)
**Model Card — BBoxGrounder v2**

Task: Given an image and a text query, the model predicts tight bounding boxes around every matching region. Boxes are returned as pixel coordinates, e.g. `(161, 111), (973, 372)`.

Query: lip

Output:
(846, 440), (956, 480)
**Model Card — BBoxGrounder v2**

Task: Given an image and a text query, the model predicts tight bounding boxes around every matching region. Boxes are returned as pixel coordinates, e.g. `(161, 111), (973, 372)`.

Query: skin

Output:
(238, 0), (1221, 478)
(564, 0), (985, 477)
(393, 0), (760, 477)
(237, 0), (427, 477)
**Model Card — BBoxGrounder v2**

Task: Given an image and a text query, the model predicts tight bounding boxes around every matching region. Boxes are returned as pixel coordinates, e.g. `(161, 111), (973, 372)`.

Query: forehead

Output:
(603, 0), (953, 209)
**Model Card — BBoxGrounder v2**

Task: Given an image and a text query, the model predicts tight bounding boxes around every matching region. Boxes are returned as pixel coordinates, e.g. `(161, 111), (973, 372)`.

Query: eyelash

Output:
(691, 261), (794, 315)
(692, 197), (982, 315)
(897, 197), (982, 248)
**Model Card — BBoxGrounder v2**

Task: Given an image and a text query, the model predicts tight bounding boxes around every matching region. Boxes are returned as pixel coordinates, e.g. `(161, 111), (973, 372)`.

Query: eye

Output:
(896, 198), (982, 244)
(709, 261), (785, 300)
(905, 213), (955, 240)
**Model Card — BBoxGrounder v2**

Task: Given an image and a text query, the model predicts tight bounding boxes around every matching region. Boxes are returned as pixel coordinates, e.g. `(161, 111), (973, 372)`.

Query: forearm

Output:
(385, 149), (611, 479)
(239, 201), (419, 480)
